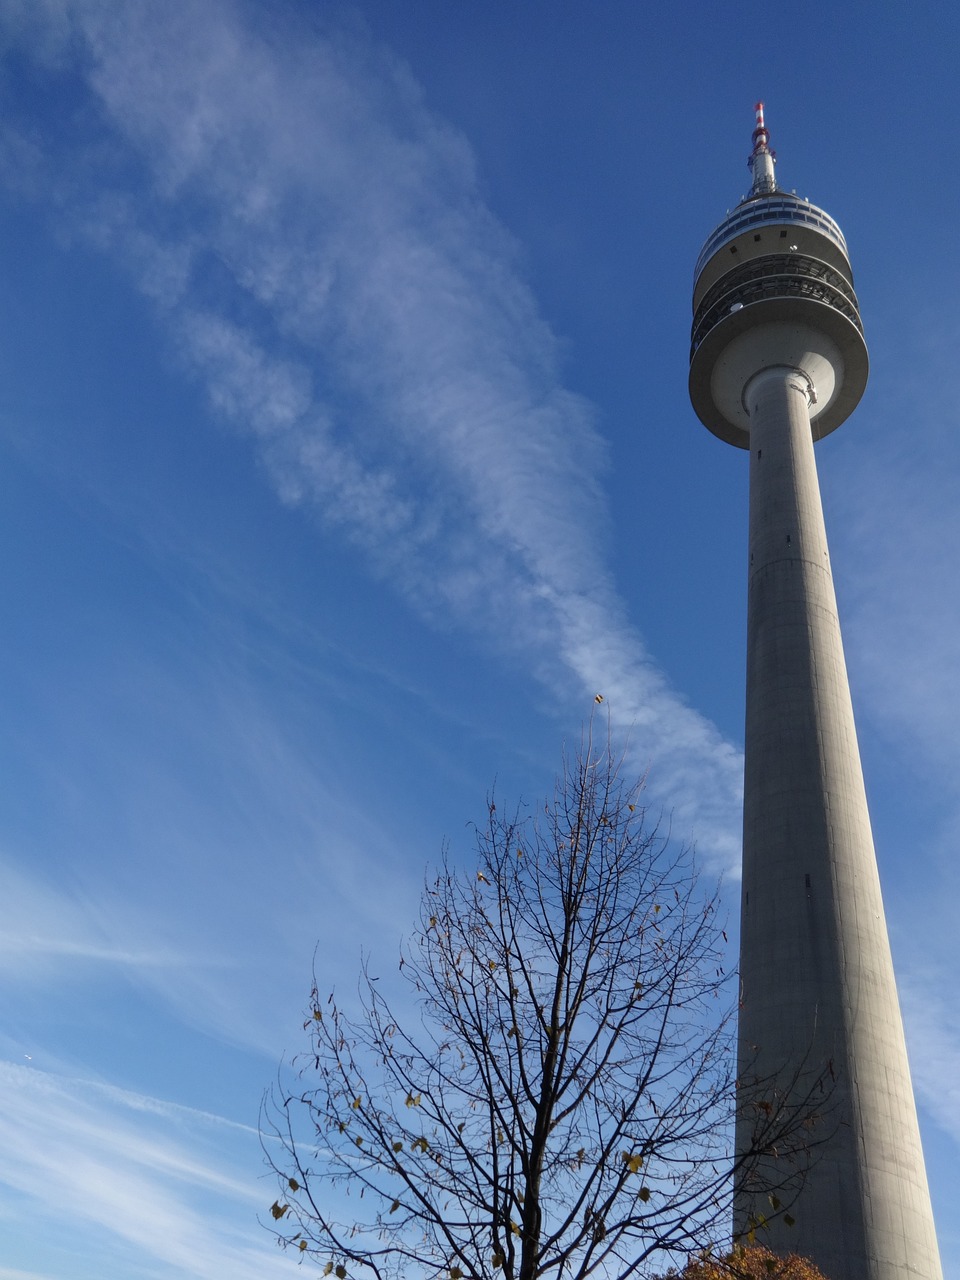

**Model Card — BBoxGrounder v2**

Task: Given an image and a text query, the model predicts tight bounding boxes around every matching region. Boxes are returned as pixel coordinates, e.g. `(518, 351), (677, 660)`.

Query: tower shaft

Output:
(736, 367), (942, 1279)
(689, 108), (942, 1277)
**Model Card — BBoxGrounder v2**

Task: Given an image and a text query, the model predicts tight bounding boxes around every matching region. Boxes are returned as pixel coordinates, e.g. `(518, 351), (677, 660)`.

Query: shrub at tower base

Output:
(263, 729), (825, 1280)
(658, 1246), (830, 1280)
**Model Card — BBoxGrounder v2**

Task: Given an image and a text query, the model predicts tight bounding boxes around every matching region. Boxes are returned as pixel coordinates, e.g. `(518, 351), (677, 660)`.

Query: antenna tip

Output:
(751, 101), (770, 154)
(749, 101), (776, 193)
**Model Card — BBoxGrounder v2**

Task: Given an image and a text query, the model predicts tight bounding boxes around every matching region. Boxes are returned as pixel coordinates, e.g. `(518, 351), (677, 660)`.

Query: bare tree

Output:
(264, 733), (821, 1279)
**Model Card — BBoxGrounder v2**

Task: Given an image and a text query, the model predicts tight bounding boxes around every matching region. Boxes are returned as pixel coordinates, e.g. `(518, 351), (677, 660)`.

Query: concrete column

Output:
(735, 366), (941, 1280)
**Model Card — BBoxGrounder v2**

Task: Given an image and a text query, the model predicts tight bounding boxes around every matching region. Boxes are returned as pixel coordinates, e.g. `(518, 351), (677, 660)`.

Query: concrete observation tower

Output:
(689, 106), (942, 1280)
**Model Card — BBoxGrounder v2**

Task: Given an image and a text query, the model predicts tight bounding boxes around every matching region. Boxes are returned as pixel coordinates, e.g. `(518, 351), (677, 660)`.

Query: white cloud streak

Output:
(833, 407), (960, 788)
(0, 1061), (292, 1280)
(0, 856), (198, 979)
(901, 981), (960, 1150)
(0, 0), (743, 860)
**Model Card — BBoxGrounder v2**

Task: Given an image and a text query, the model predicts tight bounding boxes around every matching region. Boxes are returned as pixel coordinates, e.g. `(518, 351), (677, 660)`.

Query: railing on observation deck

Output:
(690, 253), (863, 358)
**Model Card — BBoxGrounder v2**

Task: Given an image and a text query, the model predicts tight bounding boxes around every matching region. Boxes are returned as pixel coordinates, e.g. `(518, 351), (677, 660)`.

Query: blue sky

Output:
(0, 1), (957, 1276)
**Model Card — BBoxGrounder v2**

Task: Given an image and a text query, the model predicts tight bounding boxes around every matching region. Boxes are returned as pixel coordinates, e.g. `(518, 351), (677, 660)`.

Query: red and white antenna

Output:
(748, 100), (777, 194)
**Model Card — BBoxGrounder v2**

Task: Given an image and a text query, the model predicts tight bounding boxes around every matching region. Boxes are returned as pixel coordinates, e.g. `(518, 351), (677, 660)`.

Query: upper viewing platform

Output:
(691, 103), (856, 307)
(693, 194), (849, 283)
(688, 104), (868, 448)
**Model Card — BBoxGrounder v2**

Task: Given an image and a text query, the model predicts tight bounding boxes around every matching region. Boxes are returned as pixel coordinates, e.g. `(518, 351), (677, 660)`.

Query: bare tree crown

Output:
(264, 734), (816, 1279)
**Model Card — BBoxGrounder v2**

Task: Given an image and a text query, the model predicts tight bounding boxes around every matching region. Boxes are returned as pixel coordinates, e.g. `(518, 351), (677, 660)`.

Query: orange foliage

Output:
(668, 1246), (829, 1280)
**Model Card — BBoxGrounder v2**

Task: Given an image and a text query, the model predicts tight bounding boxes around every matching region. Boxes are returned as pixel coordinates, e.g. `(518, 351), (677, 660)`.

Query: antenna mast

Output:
(748, 100), (777, 195)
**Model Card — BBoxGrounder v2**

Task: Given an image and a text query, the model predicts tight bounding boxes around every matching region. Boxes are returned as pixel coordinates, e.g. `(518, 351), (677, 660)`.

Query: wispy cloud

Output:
(832, 413), (960, 788)
(901, 979), (960, 1149)
(0, 1270), (62, 1280)
(0, 856), (197, 979)
(0, 1061), (291, 1280)
(0, 649), (433, 1051)
(0, 0), (743, 859)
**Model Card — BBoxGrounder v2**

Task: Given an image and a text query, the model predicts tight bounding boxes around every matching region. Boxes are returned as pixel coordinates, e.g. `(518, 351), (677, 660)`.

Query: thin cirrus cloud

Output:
(0, 855), (197, 980)
(0, 1061), (293, 1280)
(902, 981), (960, 1148)
(834, 426), (960, 787)
(0, 0), (744, 860)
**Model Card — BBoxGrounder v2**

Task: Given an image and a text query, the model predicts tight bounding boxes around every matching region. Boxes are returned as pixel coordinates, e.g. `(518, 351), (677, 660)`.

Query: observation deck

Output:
(693, 193), (849, 284)
(689, 107), (868, 449)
